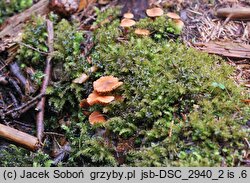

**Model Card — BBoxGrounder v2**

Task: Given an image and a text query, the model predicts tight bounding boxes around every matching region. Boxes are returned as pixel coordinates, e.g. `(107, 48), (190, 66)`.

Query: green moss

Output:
(17, 14), (90, 112)
(86, 15), (250, 166)
(0, 0), (33, 24)
(0, 145), (52, 167)
(2, 8), (249, 167)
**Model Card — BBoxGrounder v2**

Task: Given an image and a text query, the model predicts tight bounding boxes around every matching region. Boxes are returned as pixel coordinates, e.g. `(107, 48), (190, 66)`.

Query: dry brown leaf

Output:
(72, 73), (89, 84)
(78, 0), (96, 12)
(135, 28), (150, 36)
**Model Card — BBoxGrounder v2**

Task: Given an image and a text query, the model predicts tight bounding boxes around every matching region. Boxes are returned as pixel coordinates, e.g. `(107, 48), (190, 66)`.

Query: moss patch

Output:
(1, 8), (249, 167)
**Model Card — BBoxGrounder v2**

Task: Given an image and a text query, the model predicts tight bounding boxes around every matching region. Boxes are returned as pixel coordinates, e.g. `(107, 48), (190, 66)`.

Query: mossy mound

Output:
(77, 14), (250, 166)
(0, 9), (249, 167)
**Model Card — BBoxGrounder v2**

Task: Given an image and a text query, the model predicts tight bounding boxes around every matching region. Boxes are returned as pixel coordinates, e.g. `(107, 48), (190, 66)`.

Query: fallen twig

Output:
(7, 77), (24, 97)
(216, 8), (250, 20)
(168, 120), (174, 138)
(0, 123), (40, 151)
(4, 93), (44, 118)
(36, 19), (54, 142)
(15, 41), (48, 55)
(9, 62), (35, 94)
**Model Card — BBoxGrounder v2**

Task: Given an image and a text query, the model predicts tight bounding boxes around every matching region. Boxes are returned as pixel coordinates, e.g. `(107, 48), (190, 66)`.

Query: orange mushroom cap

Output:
(120, 18), (136, 27)
(146, 7), (164, 17)
(166, 12), (181, 19)
(87, 91), (115, 106)
(89, 111), (106, 125)
(135, 28), (150, 36)
(123, 12), (134, 19)
(93, 76), (123, 93)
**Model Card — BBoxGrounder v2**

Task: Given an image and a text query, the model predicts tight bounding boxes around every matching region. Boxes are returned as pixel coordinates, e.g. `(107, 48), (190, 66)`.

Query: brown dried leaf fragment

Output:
(135, 28), (150, 36)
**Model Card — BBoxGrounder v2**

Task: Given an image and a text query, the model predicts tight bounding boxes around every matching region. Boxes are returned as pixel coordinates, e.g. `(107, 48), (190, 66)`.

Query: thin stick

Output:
(9, 62), (35, 94)
(216, 8), (250, 20)
(0, 123), (40, 151)
(36, 19), (54, 142)
(4, 93), (44, 116)
(44, 132), (65, 137)
(168, 120), (174, 138)
(15, 41), (48, 55)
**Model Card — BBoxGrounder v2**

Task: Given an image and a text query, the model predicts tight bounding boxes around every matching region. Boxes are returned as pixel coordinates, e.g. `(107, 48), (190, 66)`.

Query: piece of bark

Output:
(0, 0), (50, 52)
(36, 20), (54, 142)
(193, 41), (250, 59)
(216, 8), (250, 20)
(0, 123), (40, 151)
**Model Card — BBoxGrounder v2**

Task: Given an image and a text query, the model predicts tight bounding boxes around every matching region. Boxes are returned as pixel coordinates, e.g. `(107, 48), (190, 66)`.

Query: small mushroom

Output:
(87, 91), (115, 106)
(98, 0), (110, 5)
(93, 76), (123, 93)
(173, 19), (184, 33)
(166, 12), (181, 20)
(120, 18), (136, 27)
(89, 111), (106, 125)
(135, 28), (150, 36)
(123, 12), (134, 19)
(120, 19), (136, 34)
(120, 18), (135, 27)
(146, 7), (164, 18)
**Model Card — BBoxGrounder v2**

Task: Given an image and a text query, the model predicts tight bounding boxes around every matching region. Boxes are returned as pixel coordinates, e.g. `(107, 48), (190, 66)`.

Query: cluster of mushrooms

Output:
(120, 7), (184, 36)
(79, 76), (123, 125)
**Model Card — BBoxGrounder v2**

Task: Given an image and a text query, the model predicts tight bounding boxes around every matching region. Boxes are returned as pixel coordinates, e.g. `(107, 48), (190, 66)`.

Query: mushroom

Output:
(135, 28), (150, 36)
(89, 111), (106, 125)
(120, 18), (136, 27)
(173, 19), (184, 34)
(146, 7), (164, 18)
(79, 99), (89, 108)
(123, 12), (134, 19)
(166, 12), (181, 20)
(93, 76), (123, 93)
(87, 91), (115, 106)
(98, 0), (110, 5)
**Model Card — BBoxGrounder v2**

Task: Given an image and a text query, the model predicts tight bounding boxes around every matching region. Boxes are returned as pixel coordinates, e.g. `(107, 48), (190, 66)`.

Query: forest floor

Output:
(0, 0), (250, 167)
